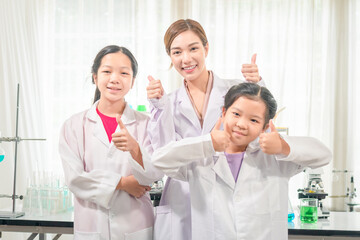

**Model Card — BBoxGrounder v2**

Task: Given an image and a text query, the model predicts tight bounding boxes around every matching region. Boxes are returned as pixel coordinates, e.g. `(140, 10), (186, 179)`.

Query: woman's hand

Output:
(241, 53), (261, 83)
(116, 175), (151, 198)
(146, 75), (164, 99)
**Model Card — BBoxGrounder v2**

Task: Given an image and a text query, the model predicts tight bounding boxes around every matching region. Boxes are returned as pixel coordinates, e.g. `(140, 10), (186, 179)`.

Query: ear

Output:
(93, 74), (98, 85)
(221, 107), (226, 119)
(204, 42), (209, 58)
(131, 77), (135, 88)
(262, 123), (269, 133)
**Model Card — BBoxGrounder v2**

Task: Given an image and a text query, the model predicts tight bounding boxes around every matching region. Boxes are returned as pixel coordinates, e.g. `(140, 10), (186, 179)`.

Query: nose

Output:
(182, 51), (192, 64)
(236, 118), (247, 129)
(110, 72), (121, 84)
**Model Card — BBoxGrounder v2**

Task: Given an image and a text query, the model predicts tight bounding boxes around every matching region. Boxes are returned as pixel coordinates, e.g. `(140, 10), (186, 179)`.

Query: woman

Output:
(146, 19), (263, 240)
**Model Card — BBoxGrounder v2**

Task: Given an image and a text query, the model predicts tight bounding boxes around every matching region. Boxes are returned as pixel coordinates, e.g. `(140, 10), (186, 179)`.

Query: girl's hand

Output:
(211, 117), (231, 152)
(241, 53), (261, 83)
(112, 115), (143, 165)
(112, 114), (139, 153)
(116, 175), (151, 198)
(146, 75), (164, 99)
(259, 120), (290, 155)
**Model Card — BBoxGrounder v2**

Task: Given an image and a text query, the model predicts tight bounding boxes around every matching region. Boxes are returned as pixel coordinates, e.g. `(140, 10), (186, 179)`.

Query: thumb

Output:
(116, 114), (126, 130)
(147, 75), (155, 82)
(251, 53), (257, 64)
(213, 117), (222, 130)
(269, 119), (277, 132)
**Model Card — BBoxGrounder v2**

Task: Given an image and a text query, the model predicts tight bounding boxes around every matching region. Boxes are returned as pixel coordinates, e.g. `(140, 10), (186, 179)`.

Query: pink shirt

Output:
(96, 108), (118, 143)
(184, 71), (214, 128)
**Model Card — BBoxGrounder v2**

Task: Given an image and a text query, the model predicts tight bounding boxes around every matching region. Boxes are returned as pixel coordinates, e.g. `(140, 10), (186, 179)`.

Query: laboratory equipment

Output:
(0, 83), (46, 218)
(300, 198), (318, 223)
(136, 105), (147, 112)
(346, 175), (359, 212)
(298, 168), (329, 219)
(0, 134), (4, 162)
(288, 198), (295, 222)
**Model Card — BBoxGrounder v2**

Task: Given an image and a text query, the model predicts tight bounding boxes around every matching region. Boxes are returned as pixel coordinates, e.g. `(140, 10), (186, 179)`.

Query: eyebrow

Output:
(231, 107), (264, 120)
(170, 42), (201, 51)
(101, 65), (131, 70)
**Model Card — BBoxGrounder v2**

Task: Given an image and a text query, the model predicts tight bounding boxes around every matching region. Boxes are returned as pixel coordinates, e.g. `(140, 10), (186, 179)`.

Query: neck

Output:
(186, 69), (209, 93)
(225, 143), (247, 154)
(97, 98), (126, 117)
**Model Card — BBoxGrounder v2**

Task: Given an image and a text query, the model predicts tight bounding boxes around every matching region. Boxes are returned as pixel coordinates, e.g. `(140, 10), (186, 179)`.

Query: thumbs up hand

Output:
(241, 53), (261, 83)
(146, 75), (164, 99)
(210, 117), (231, 152)
(112, 114), (140, 156)
(259, 120), (290, 155)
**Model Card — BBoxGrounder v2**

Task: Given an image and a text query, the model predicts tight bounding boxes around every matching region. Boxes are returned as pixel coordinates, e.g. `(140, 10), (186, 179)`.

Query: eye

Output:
(121, 72), (130, 75)
(190, 47), (198, 51)
(172, 50), (181, 55)
(232, 112), (240, 117)
(251, 119), (259, 123)
(102, 70), (111, 74)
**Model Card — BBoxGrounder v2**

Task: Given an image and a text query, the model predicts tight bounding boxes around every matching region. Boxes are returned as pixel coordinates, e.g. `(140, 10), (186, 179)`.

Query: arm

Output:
(147, 94), (180, 149)
(59, 118), (120, 209)
(152, 134), (216, 181)
(275, 135), (332, 169)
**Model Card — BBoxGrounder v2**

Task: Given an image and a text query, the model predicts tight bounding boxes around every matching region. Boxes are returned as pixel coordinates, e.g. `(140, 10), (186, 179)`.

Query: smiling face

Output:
(93, 52), (134, 104)
(169, 30), (209, 82)
(222, 96), (268, 153)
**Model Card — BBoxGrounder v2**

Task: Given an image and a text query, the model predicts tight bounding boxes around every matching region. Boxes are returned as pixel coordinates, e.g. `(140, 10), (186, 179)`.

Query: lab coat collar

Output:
(86, 101), (136, 147)
(212, 153), (236, 190)
(175, 72), (228, 133)
(177, 85), (202, 130)
(211, 139), (261, 191)
(202, 73), (229, 134)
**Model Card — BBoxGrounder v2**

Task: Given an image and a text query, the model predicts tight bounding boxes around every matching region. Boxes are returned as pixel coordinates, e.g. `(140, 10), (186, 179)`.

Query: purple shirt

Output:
(224, 152), (245, 182)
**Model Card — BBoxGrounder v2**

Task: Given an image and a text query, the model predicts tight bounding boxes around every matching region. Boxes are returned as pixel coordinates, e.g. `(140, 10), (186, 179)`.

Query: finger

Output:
(213, 117), (222, 130)
(251, 53), (257, 64)
(148, 75), (155, 82)
(269, 119), (277, 132)
(116, 114), (126, 130)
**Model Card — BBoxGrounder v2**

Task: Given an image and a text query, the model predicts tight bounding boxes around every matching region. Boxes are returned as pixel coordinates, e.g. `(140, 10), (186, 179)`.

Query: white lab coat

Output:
(152, 134), (332, 240)
(59, 102), (162, 240)
(147, 72), (265, 240)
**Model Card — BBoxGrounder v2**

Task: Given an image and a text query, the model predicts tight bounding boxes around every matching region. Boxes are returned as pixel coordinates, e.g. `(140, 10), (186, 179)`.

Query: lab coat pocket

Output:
(74, 231), (101, 240)
(153, 205), (172, 240)
(251, 180), (281, 215)
(125, 227), (153, 240)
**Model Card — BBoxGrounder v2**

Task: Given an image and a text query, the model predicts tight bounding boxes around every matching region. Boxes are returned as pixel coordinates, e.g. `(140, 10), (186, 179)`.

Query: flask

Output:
(0, 132), (5, 163)
(136, 105), (147, 112)
(288, 198), (295, 222)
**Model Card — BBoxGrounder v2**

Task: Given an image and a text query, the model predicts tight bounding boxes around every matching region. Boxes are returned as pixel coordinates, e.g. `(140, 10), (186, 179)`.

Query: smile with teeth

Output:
(183, 65), (196, 70)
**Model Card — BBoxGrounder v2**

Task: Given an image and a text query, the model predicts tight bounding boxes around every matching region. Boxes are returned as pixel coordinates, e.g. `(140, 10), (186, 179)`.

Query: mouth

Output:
(107, 86), (122, 92)
(233, 130), (247, 137)
(182, 65), (196, 72)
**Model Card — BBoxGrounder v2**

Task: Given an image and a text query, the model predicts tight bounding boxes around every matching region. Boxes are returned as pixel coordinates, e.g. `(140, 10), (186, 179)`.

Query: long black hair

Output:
(224, 83), (277, 127)
(91, 45), (138, 103)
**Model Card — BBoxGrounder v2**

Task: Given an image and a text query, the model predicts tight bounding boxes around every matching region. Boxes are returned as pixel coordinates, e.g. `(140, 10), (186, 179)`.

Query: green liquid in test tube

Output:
(136, 105), (147, 112)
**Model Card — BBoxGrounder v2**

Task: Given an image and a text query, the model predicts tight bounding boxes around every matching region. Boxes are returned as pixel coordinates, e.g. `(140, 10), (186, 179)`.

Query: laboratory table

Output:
(288, 211), (360, 239)
(1, 211), (360, 239)
(0, 211), (73, 240)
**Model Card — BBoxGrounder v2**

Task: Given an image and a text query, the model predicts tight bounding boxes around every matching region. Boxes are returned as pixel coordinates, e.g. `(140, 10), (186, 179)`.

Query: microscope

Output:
(346, 175), (358, 212)
(298, 168), (330, 218)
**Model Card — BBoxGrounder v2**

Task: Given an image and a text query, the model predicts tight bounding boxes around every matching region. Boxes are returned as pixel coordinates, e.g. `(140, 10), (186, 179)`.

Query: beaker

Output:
(300, 198), (318, 223)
